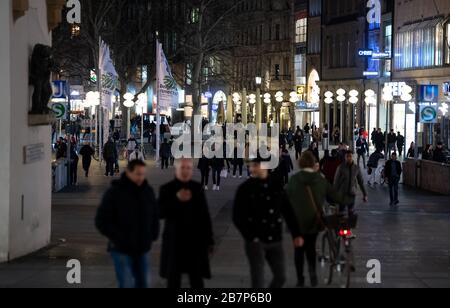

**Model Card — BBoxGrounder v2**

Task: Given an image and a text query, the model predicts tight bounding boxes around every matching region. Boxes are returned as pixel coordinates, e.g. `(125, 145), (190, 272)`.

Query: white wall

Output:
(0, 0), (12, 263)
(0, 0), (52, 262)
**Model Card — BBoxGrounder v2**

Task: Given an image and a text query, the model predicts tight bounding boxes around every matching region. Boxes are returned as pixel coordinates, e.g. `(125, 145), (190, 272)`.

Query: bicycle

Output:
(318, 206), (358, 288)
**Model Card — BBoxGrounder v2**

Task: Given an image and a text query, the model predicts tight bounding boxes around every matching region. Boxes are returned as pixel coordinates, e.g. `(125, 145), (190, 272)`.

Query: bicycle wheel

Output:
(335, 239), (353, 288)
(318, 231), (336, 285)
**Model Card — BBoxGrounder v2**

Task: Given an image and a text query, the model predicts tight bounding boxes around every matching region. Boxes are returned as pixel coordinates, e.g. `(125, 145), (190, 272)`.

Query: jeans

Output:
(245, 241), (286, 289)
(110, 251), (150, 288)
(388, 143), (396, 154)
(161, 157), (169, 169)
(200, 169), (210, 187)
(294, 234), (318, 285)
(233, 163), (243, 177)
(295, 149), (302, 161)
(389, 177), (400, 204)
(105, 158), (115, 176)
(70, 162), (78, 185)
(357, 153), (366, 169)
(339, 197), (356, 216)
(212, 168), (221, 186)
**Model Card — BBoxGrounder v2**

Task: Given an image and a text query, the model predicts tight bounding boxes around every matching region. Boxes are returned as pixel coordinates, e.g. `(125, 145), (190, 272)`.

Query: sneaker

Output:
(233, 175), (237, 179)
(239, 176), (242, 179)
(204, 186), (208, 191)
(216, 186), (220, 191)
(212, 185), (217, 191)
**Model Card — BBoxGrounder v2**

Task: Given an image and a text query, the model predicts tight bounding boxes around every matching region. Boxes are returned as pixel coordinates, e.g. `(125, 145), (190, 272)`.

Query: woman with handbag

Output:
(286, 151), (343, 288)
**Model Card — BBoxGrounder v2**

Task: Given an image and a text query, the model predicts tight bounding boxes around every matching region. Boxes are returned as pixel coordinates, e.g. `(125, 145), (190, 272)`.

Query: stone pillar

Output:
(0, 0), (12, 262)
(242, 89), (248, 125)
(0, 0), (53, 263)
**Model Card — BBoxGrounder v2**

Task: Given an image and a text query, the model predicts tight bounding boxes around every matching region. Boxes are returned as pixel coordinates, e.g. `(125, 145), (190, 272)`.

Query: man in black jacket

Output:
(103, 137), (118, 177)
(384, 152), (402, 207)
(233, 158), (296, 288)
(159, 158), (215, 289)
(95, 160), (159, 288)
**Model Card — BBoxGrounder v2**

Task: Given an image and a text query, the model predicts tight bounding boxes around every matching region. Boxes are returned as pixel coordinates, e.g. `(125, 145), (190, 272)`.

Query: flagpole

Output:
(155, 37), (161, 163)
(98, 37), (103, 165)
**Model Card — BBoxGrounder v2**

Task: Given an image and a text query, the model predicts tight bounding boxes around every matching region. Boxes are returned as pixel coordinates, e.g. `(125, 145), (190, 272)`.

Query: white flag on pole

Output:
(99, 41), (118, 110)
(156, 42), (179, 109)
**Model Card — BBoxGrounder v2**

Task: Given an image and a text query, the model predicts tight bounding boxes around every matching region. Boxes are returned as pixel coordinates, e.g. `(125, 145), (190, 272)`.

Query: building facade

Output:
(392, 0), (450, 148)
(231, 0), (295, 129)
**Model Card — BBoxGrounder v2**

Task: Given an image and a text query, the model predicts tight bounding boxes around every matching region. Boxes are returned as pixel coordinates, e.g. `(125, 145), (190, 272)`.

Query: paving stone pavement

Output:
(0, 154), (449, 288)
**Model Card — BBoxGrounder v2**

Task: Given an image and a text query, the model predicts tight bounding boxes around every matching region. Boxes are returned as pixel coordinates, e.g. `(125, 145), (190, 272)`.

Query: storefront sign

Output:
(52, 80), (67, 99)
(385, 82), (407, 97)
(363, 71), (379, 77)
(66, 0), (81, 24)
(420, 105), (438, 123)
(418, 85), (439, 103)
(296, 101), (319, 110)
(50, 102), (67, 119)
(24, 143), (45, 165)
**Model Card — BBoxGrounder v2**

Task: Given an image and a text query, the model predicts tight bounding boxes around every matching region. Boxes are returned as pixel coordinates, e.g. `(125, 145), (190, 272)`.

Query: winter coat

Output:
(197, 157), (211, 172)
(334, 163), (367, 203)
(79, 145), (95, 170)
(159, 179), (214, 279)
(95, 174), (159, 256)
(233, 176), (295, 243)
(160, 142), (171, 159)
(356, 138), (369, 155)
(384, 160), (402, 179)
(320, 157), (341, 184)
(286, 171), (343, 235)
(433, 148), (447, 163)
(103, 141), (117, 161)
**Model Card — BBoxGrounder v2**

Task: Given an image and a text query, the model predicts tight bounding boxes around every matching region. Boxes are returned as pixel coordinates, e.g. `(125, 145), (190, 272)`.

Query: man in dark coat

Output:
(103, 137), (117, 177)
(79, 142), (95, 177)
(384, 152), (403, 207)
(233, 158), (296, 288)
(433, 142), (447, 163)
(159, 158), (215, 289)
(160, 138), (171, 170)
(95, 160), (159, 288)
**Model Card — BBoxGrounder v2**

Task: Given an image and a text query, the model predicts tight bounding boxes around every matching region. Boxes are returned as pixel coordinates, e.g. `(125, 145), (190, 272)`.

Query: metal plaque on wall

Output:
(24, 143), (45, 164)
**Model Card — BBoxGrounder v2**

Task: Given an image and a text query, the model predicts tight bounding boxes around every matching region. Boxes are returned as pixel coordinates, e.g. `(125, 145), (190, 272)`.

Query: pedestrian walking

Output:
(333, 151), (368, 216)
(69, 147), (79, 186)
(294, 130), (304, 161)
(396, 132), (405, 157)
(322, 124), (329, 151)
(277, 147), (294, 185)
(128, 145), (145, 162)
(384, 152), (402, 207)
(211, 155), (225, 191)
(126, 135), (138, 159)
(198, 155), (211, 190)
(320, 149), (341, 184)
(103, 137), (118, 177)
(233, 158), (295, 288)
(160, 138), (171, 169)
(159, 159), (215, 289)
(356, 135), (369, 169)
(95, 160), (159, 288)
(55, 137), (67, 159)
(285, 152), (343, 288)
(333, 126), (340, 145)
(232, 146), (244, 178)
(367, 150), (384, 186)
(79, 142), (95, 177)
(307, 142), (320, 164)
(387, 130), (397, 154)
(407, 142), (415, 158)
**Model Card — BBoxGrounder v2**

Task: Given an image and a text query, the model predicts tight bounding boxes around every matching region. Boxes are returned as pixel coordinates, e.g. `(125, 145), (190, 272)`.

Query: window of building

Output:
(384, 24), (392, 53)
(275, 64), (280, 80)
(294, 54), (306, 85)
(275, 24), (280, 40)
(188, 7), (200, 24)
(394, 20), (444, 70)
(309, 0), (321, 16)
(295, 18), (307, 43)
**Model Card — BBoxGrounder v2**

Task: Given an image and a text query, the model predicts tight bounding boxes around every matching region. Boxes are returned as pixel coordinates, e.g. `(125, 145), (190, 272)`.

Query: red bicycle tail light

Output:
(339, 229), (352, 237)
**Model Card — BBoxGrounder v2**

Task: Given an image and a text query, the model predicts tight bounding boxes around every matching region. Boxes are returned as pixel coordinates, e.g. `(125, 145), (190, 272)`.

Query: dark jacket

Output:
(433, 148), (446, 163)
(95, 174), (159, 256)
(356, 138), (369, 155)
(197, 156), (211, 171)
(384, 160), (402, 179)
(103, 141), (117, 161)
(334, 163), (367, 203)
(159, 179), (214, 279)
(79, 145), (95, 169)
(160, 142), (171, 159)
(368, 152), (384, 168)
(321, 157), (341, 184)
(233, 175), (295, 243)
(294, 133), (304, 150)
(211, 156), (225, 170)
(286, 171), (343, 235)
(279, 152), (294, 174)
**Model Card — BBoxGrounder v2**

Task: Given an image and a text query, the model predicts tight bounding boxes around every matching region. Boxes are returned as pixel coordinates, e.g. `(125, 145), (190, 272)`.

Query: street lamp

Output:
(137, 93), (147, 149)
(123, 92), (135, 140)
(255, 77), (262, 128)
